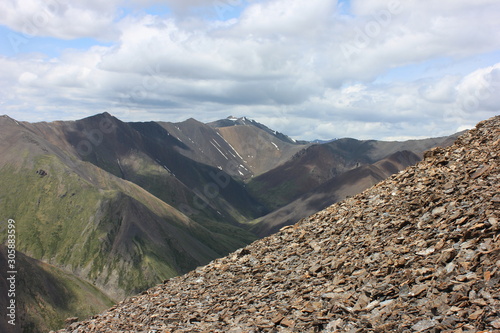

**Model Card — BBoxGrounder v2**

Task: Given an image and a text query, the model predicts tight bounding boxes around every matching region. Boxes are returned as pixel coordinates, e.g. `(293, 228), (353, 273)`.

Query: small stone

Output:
(411, 319), (437, 331)
(491, 318), (500, 329)
(65, 317), (79, 326)
(416, 247), (435, 256)
(364, 300), (380, 311)
(271, 314), (284, 324)
(409, 285), (427, 297)
(309, 264), (323, 274)
(468, 309), (483, 320)
(281, 317), (295, 328)
(236, 248), (251, 257)
(432, 206), (446, 216)
(471, 164), (491, 178)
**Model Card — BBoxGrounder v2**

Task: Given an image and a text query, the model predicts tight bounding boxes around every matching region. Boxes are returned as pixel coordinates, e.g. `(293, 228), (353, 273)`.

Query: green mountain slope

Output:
(0, 115), (257, 302)
(0, 245), (114, 333)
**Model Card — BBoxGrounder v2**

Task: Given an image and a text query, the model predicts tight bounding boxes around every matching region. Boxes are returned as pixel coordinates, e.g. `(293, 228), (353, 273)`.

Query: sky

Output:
(0, 0), (499, 141)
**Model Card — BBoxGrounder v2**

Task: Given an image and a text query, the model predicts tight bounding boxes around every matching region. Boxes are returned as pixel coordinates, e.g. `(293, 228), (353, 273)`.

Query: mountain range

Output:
(54, 115), (500, 332)
(0, 113), (460, 332)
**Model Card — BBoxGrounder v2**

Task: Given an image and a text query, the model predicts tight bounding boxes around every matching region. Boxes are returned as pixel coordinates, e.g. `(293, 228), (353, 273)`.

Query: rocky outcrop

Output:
(57, 116), (499, 332)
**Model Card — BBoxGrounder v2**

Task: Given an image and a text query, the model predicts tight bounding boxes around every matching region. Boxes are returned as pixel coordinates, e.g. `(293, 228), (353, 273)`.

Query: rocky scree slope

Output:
(59, 116), (499, 332)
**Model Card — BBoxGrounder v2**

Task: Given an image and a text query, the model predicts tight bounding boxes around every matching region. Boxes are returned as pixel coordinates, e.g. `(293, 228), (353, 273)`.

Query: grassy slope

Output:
(0, 245), (115, 333)
(0, 151), (256, 300)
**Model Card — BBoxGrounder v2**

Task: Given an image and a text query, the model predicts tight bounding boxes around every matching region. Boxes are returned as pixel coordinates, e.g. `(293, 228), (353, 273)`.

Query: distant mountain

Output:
(250, 150), (421, 236)
(0, 112), (461, 332)
(208, 116), (310, 177)
(311, 138), (338, 144)
(246, 135), (461, 212)
(157, 117), (309, 180)
(208, 116), (308, 146)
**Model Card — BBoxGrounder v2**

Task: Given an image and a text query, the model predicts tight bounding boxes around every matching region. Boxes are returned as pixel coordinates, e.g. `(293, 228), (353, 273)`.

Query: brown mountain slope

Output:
(157, 116), (308, 180)
(157, 118), (254, 179)
(56, 115), (500, 332)
(252, 150), (421, 237)
(246, 134), (460, 212)
(211, 117), (309, 177)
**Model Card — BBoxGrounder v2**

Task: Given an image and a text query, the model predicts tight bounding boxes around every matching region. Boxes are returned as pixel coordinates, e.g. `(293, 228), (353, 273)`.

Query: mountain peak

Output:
(220, 115), (254, 123)
(83, 111), (114, 121)
(74, 112), (124, 130)
(0, 114), (21, 126)
(209, 116), (302, 145)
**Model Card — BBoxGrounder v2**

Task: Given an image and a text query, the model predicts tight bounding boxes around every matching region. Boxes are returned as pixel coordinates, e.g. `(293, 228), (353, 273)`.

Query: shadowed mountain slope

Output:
(32, 113), (266, 223)
(56, 115), (499, 332)
(0, 114), (258, 302)
(153, 116), (309, 180)
(0, 245), (114, 333)
(157, 118), (255, 179)
(251, 150), (421, 237)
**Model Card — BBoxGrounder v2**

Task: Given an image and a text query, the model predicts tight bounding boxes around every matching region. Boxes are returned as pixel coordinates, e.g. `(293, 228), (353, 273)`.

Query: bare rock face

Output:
(55, 116), (500, 333)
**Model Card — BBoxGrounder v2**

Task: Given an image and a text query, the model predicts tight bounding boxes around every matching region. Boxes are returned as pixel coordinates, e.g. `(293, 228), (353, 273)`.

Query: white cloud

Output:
(419, 75), (460, 103)
(456, 65), (500, 113)
(0, 0), (250, 41)
(0, 0), (121, 40)
(333, 0), (500, 82)
(0, 0), (499, 140)
(236, 0), (335, 37)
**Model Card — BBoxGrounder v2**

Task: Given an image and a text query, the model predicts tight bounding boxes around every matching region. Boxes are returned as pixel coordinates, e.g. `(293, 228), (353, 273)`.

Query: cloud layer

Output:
(0, 0), (499, 140)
